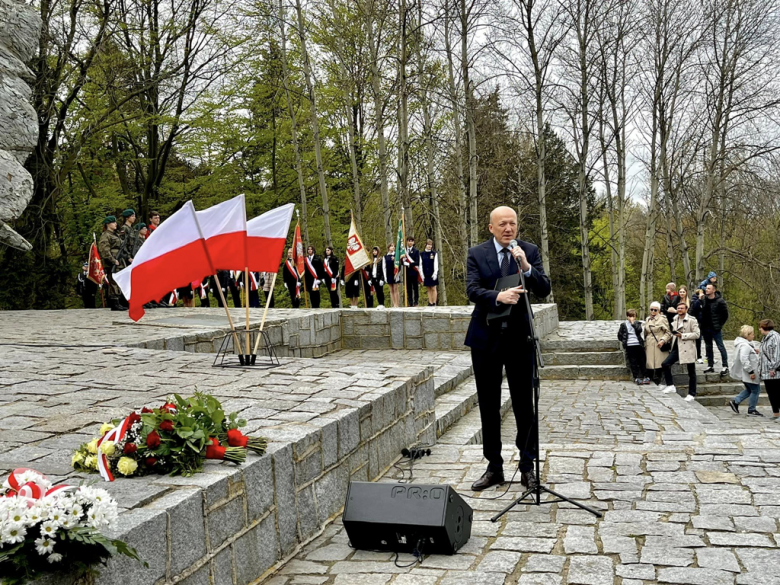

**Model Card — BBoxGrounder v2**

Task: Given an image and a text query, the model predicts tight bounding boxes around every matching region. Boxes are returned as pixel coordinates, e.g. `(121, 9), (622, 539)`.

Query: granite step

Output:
(437, 381), (513, 446)
(433, 363), (474, 397)
(540, 339), (621, 352)
(540, 364), (632, 381)
(542, 350), (625, 366)
(434, 378), (479, 438)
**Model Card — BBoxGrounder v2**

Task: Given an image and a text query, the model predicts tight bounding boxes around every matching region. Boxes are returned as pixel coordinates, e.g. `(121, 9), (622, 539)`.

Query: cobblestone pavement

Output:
(269, 377), (780, 585)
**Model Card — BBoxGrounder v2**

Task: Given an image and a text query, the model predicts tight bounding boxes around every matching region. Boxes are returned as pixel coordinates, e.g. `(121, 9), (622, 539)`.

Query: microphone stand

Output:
(491, 259), (601, 522)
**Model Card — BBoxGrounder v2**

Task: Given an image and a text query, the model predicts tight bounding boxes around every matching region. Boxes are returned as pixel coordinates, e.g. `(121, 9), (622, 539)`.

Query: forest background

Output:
(2, 0), (779, 335)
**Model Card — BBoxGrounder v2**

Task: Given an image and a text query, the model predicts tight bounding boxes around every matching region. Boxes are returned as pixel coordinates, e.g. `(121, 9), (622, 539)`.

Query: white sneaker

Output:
(658, 382), (667, 390)
(684, 394), (696, 402)
(697, 358), (703, 364)
(663, 385), (678, 394)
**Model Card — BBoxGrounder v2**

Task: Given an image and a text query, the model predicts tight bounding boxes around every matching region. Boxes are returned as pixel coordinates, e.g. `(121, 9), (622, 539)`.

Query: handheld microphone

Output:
(509, 239), (518, 249)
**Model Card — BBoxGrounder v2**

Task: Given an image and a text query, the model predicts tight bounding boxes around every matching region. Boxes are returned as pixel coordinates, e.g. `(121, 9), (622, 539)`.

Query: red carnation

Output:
(205, 444), (226, 460)
(145, 457), (157, 467)
(227, 429), (248, 447)
(141, 407), (153, 414)
(123, 443), (138, 454)
(128, 412), (141, 425)
(146, 430), (161, 449)
(159, 420), (174, 432)
(161, 403), (177, 413)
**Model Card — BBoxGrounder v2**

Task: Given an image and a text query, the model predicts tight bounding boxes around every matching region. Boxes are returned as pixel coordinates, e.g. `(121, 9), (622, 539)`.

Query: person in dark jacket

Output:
(304, 246), (324, 308)
(465, 206), (551, 492)
(383, 244), (400, 307)
(369, 247), (385, 308)
(618, 309), (649, 385)
(76, 261), (99, 308)
(283, 248), (301, 308)
(421, 239), (439, 306)
(660, 283), (680, 326)
(322, 247), (341, 308)
(402, 237), (421, 307)
(701, 283), (729, 374)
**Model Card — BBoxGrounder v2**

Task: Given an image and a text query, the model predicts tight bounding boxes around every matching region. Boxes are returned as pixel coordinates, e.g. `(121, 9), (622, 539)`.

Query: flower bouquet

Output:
(72, 393), (267, 480)
(0, 469), (144, 585)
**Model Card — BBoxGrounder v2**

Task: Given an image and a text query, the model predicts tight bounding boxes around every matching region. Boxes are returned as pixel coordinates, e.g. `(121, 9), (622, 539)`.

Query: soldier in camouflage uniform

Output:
(116, 209), (138, 268)
(98, 216), (124, 311)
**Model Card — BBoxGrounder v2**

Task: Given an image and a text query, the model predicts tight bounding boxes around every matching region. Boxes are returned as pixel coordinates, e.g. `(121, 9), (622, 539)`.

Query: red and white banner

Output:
(195, 195), (247, 271)
(114, 201), (212, 321)
(88, 238), (106, 285)
(292, 222), (305, 275)
(343, 216), (370, 279)
(246, 203), (294, 272)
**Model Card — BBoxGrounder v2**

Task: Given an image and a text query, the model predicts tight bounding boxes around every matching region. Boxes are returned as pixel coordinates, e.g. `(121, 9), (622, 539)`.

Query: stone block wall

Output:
(86, 367), (435, 585)
(341, 304), (559, 351)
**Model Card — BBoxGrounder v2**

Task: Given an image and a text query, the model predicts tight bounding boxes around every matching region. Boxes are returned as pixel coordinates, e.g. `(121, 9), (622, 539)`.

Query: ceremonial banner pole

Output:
(212, 272), (243, 355)
(402, 209), (408, 308)
(245, 267), (251, 357)
(253, 273), (278, 354)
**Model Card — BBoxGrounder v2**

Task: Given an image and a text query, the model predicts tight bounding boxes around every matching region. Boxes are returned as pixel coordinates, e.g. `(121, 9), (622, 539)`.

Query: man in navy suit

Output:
(465, 206), (551, 491)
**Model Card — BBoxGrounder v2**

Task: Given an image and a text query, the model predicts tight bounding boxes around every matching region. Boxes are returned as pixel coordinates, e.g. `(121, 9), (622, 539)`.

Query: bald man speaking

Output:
(465, 206), (551, 491)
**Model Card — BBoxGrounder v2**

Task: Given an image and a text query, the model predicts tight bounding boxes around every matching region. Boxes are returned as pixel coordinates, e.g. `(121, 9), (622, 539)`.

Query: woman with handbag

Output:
(729, 325), (763, 416)
(644, 301), (672, 385)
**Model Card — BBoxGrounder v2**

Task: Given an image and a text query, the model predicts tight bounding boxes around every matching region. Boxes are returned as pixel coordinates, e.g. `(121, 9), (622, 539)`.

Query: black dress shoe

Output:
(471, 470), (505, 491)
(521, 470), (539, 491)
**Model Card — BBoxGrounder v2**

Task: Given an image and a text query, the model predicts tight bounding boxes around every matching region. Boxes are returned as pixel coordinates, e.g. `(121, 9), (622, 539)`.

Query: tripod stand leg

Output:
(540, 487), (602, 517)
(490, 488), (534, 523)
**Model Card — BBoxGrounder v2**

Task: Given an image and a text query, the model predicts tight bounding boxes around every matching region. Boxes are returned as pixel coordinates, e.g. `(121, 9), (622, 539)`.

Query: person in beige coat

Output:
(644, 301), (672, 383)
(661, 303), (701, 401)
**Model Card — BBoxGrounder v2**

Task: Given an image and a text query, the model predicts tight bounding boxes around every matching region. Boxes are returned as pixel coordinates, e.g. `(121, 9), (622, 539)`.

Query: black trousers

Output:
(261, 290), (275, 308)
(288, 289), (300, 308)
(765, 378), (780, 414)
(472, 341), (536, 473)
(375, 284), (385, 307)
(626, 345), (646, 379)
(248, 289), (260, 308)
(406, 277), (419, 306)
(663, 347), (697, 395)
(200, 294), (210, 308)
(308, 289), (320, 308)
(328, 288), (340, 308)
(230, 286), (242, 308)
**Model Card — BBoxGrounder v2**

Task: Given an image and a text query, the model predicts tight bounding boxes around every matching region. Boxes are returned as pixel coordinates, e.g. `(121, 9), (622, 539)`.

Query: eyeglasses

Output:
(650, 309), (658, 312)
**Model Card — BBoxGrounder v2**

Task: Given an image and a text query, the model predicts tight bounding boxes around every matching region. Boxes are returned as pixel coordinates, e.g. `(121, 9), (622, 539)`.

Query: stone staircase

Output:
(539, 338), (630, 381)
(670, 367), (771, 407)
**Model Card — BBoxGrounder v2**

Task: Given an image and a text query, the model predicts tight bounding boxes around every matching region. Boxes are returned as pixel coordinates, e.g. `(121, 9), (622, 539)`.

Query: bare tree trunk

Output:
(366, 3), (392, 246)
(346, 106), (363, 232)
(598, 109), (620, 318)
(444, 1), (469, 260)
(461, 0), (478, 246)
(294, 0), (332, 246)
(279, 0), (309, 243)
(398, 0), (411, 230)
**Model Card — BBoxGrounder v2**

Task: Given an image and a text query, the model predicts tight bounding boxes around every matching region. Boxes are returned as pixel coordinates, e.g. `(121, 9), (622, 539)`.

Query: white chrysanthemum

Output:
(7, 507), (27, 525)
(35, 536), (55, 555)
(26, 504), (45, 524)
(46, 508), (66, 526)
(47, 552), (63, 563)
(16, 471), (51, 492)
(39, 520), (58, 537)
(2, 524), (27, 544)
(66, 504), (83, 519)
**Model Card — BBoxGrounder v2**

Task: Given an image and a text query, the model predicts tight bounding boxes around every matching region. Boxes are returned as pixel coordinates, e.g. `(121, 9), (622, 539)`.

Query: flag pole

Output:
(245, 267), (251, 356)
(212, 272), (243, 355)
(402, 208), (408, 308)
(296, 209), (310, 309)
(253, 272), (277, 354)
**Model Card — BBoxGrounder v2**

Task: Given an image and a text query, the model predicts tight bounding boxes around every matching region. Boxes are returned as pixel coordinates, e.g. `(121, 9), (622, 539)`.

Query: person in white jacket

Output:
(729, 325), (763, 416)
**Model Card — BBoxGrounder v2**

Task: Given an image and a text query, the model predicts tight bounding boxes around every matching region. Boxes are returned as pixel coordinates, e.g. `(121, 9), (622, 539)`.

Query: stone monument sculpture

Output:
(0, 0), (41, 251)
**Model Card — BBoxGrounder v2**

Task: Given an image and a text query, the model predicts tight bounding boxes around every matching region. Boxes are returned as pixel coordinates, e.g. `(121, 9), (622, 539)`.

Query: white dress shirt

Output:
(493, 238), (532, 277)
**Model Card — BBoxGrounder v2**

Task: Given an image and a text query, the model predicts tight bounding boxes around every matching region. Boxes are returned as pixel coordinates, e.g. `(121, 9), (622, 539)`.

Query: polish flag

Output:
(196, 195), (247, 270)
(246, 203), (294, 272)
(343, 215), (370, 279)
(114, 201), (212, 321)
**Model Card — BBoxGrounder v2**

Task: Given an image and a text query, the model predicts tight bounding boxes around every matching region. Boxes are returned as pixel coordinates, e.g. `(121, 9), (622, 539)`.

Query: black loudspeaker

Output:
(342, 482), (473, 555)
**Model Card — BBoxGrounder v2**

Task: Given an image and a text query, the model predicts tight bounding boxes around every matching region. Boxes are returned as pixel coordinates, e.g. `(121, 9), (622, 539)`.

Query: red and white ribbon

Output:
(168, 290), (178, 305)
(5, 468), (75, 505)
(96, 416), (132, 482)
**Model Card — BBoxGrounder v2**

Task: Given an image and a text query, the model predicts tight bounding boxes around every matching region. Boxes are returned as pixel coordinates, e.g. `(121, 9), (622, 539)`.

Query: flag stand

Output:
(252, 272), (277, 355)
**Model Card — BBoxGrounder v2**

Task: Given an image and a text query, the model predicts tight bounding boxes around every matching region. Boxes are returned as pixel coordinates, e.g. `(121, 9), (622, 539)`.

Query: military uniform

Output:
(98, 217), (123, 309)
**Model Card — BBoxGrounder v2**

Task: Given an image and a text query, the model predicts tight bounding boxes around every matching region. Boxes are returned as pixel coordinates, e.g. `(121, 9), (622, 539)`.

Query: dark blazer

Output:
(464, 238), (551, 351)
(617, 321), (645, 348)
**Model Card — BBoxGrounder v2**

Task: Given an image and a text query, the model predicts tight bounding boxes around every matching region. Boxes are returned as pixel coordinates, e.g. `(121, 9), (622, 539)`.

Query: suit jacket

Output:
(464, 238), (551, 351)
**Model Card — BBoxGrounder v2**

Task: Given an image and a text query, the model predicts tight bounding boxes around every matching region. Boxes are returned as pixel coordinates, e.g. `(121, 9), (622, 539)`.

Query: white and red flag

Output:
(195, 195), (247, 270)
(343, 215), (370, 279)
(87, 236), (106, 285)
(114, 201), (212, 321)
(246, 203), (294, 272)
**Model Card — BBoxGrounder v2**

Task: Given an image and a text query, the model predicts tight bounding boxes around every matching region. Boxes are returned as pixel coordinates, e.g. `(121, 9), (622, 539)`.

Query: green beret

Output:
(103, 215), (117, 225)
(122, 208), (136, 218)
(136, 222), (147, 230)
